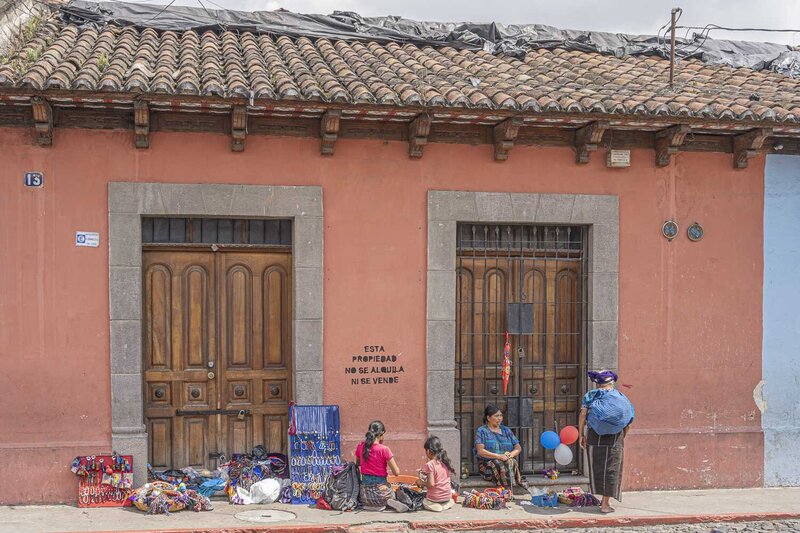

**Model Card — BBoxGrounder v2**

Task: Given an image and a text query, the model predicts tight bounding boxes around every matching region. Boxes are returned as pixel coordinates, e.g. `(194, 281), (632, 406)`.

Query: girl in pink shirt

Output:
(355, 420), (407, 512)
(415, 436), (455, 512)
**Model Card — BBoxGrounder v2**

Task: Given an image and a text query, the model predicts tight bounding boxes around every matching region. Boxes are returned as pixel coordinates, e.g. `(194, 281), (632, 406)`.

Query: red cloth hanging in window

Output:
(502, 332), (512, 395)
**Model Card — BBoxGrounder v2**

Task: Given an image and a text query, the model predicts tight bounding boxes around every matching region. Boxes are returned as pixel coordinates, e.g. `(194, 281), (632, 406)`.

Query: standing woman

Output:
(355, 420), (407, 512)
(579, 370), (635, 514)
(474, 405), (528, 488)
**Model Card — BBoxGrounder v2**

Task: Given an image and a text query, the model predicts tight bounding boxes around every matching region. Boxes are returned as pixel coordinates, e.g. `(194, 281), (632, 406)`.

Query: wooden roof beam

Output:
(231, 105), (247, 152)
(134, 100), (149, 149)
(408, 113), (432, 159)
(654, 124), (690, 167)
(574, 120), (609, 164)
(31, 96), (52, 146)
(733, 128), (772, 169)
(320, 109), (341, 156)
(493, 116), (523, 161)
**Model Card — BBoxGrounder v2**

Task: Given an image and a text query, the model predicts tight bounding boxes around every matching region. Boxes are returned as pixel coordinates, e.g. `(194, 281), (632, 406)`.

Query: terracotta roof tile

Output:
(1, 15), (799, 124)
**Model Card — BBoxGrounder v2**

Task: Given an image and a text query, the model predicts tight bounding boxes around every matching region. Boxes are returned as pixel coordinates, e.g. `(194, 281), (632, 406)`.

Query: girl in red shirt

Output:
(355, 420), (407, 512)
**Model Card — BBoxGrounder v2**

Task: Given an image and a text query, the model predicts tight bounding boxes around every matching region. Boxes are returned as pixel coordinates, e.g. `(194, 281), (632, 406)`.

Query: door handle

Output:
(207, 371), (216, 379)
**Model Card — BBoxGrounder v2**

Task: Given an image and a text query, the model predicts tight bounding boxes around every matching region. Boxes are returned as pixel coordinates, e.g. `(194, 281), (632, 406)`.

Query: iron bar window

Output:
(455, 223), (588, 476)
(141, 217), (292, 246)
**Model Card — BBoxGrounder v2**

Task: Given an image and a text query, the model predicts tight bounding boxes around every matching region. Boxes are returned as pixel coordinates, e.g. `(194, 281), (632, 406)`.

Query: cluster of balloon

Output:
(539, 426), (580, 466)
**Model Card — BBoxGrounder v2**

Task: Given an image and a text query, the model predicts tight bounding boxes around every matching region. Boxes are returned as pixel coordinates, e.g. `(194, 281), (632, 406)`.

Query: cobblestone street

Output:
(466, 519), (800, 533)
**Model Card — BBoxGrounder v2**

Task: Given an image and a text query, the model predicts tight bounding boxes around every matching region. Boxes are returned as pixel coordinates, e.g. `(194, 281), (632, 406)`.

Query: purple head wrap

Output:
(588, 370), (618, 384)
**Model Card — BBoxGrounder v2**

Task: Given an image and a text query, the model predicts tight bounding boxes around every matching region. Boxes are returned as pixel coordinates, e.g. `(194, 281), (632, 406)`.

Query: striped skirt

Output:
(586, 427), (624, 501)
(477, 458), (528, 489)
(359, 479), (393, 508)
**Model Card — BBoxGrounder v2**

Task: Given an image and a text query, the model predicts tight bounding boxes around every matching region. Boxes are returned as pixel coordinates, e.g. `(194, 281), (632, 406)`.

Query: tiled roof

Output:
(1, 15), (799, 124)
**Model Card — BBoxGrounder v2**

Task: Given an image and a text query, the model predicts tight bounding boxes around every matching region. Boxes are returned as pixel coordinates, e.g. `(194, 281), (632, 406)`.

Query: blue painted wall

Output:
(763, 154), (800, 486)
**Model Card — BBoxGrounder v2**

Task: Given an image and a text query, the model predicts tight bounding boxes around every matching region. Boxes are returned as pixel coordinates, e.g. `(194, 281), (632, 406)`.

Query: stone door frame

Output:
(425, 190), (619, 466)
(108, 183), (324, 486)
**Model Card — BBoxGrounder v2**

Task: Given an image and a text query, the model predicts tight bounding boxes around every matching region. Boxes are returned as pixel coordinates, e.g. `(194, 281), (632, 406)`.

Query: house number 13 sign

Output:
(24, 172), (44, 187)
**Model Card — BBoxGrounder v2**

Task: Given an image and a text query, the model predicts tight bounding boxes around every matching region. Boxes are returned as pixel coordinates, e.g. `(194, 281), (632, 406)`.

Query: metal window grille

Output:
(141, 217), (292, 246)
(455, 224), (588, 475)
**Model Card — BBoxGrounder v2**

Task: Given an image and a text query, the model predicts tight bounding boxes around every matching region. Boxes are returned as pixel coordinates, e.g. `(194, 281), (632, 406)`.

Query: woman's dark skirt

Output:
(586, 427), (624, 501)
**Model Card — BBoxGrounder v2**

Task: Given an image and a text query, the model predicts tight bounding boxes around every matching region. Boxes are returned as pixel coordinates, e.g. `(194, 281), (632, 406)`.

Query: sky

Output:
(131, 0), (800, 46)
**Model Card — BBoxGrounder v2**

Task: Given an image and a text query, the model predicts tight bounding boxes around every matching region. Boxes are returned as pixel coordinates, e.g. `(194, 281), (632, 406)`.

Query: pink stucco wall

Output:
(0, 126), (764, 503)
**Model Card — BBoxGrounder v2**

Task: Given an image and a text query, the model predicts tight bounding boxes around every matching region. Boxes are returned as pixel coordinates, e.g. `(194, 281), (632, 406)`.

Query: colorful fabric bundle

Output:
(126, 481), (213, 515)
(557, 487), (600, 507)
(461, 488), (509, 510)
(266, 454), (289, 479)
(224, 456), (272, 501)
(568, 493), (600, 507)
(223, 449), (289, 502)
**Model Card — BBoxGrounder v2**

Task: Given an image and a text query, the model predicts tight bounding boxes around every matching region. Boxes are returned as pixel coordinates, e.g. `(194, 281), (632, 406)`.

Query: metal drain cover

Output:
(234, 509), (297, 523)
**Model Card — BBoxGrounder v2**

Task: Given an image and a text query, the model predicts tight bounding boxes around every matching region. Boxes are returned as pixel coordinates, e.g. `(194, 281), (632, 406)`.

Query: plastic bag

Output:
(249, 479), (281, 504)
(395, 486), (425, 511)
(528, 486), (547, 497)
(233, 485), (254, 505)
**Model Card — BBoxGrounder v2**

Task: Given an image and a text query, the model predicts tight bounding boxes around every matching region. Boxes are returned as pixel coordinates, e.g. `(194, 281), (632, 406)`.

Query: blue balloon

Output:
(540, 431), (561, 450)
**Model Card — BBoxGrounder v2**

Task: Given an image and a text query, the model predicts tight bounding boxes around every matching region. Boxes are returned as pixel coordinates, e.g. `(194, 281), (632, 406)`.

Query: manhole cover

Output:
(234, 509), (297, 523)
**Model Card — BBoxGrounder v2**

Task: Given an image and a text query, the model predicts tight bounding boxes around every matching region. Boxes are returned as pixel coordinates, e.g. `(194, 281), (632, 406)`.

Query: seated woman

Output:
(355, 420), (408, 512)
(474, 405), (528, 488)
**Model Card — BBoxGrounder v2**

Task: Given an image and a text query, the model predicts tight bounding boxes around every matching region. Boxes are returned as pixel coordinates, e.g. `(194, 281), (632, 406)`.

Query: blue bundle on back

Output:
(586, 389), (635, 435)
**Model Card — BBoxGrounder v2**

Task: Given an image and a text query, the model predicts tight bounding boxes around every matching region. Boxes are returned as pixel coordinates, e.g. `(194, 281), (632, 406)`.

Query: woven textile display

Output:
(288, 404), (342, 504)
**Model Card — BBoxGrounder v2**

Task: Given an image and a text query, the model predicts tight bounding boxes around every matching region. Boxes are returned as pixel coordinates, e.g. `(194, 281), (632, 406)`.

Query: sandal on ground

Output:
(600, 507), (615, 514)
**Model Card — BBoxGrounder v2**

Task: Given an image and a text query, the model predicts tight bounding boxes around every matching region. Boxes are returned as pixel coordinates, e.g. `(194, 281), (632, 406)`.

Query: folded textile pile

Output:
(461, 488), (511, 510)
(126, 481), (213, 515)
(557, 486), (600, 507)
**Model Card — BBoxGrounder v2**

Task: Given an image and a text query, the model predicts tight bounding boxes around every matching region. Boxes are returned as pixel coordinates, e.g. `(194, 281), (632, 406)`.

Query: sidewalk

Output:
(2, 488), (799, 533)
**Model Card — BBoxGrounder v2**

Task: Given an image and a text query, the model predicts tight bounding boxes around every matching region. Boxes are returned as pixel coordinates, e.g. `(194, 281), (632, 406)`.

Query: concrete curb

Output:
(84, 511), (800, 533)
(409, 511), (800, 530)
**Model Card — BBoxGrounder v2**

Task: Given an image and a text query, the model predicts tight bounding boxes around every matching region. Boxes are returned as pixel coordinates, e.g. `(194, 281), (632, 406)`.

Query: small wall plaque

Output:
(688, 222), (704, 242)
(76, 231), (100, 247)
(24, 172), (44, 187)
(606, 149), (631, 168)
(662, 220), (679, 241)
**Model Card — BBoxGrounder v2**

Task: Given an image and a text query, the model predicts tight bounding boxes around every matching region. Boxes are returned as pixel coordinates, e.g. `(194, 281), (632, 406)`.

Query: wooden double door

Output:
(143, 248), (292, 470)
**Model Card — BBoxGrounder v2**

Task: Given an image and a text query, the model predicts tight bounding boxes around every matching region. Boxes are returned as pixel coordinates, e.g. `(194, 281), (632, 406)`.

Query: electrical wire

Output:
(196, 0), (228, 31)
(202, 0), (233, 11)
(141, 0), (178, 25)
(676, 24), (800, 34)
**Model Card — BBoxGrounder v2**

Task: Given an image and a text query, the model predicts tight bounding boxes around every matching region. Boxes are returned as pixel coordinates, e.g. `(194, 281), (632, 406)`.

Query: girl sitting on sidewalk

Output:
(355, 420), (408, 512)
(415, 436), (455, 512)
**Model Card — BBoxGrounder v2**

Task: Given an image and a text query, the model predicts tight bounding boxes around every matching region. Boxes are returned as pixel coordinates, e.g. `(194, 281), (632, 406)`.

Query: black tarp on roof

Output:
(59, 0), (800, 76)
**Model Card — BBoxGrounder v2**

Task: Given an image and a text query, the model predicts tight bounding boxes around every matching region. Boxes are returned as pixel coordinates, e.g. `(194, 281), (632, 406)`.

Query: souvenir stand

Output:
(288, 403), (341, 504)
(71, 453), (133, 507)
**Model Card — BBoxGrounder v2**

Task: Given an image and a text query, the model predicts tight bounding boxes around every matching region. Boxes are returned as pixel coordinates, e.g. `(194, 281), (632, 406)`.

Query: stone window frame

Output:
(108, 183), (323, 486)
(425, 190), (619, 467)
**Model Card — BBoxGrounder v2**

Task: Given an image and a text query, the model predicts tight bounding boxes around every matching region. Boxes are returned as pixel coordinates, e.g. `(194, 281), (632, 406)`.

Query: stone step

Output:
(459, 474), (590, 495)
